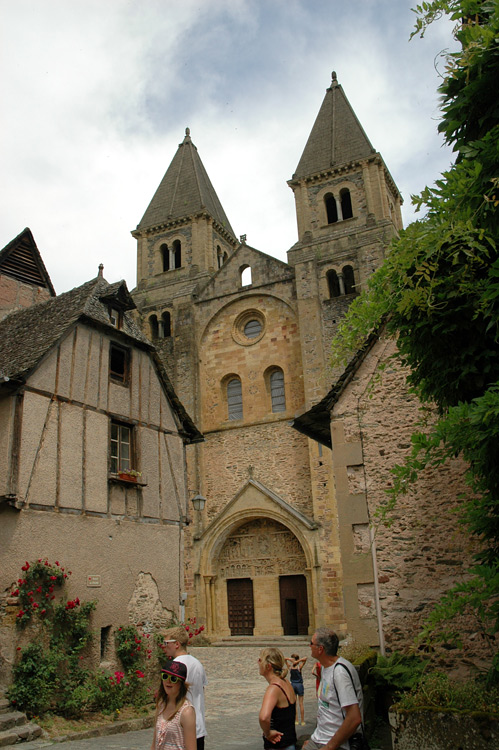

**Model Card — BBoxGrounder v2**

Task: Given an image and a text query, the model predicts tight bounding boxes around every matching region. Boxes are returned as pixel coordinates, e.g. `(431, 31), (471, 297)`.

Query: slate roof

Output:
(136, 129), (236, 238)
(0, 228), (56, 295)
(292, 72), (375, 180)
(0, 274), (203, 443)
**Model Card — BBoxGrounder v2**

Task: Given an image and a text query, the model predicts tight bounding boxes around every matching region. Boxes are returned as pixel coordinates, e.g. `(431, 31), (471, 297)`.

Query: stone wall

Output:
(0, 274), (52, 320)
(331, 335), (495, 669)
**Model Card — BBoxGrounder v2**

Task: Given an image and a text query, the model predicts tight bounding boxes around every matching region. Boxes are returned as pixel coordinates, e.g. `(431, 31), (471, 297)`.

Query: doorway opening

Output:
(279, 575), (309, 635)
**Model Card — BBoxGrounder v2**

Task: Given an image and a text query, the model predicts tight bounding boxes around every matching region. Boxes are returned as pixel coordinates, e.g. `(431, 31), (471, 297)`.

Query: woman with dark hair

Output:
(259, 647), (297, 749)
(151, 660), (196, 750)
(285, 653), (307, 725)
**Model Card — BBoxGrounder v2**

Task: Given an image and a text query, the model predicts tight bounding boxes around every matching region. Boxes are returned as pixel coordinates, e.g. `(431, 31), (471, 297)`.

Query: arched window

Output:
(325, 193), (338, 224)
(270, 369), (286, 412)
(217, 245), (223, 268)
(340, 188), (353, 220)
(149, 315), (159, 339)
(327, 270), (340, 298)
(161, 311), (171, 338)
(343, 265), (356, 295)
(161, 244), (170, 272)
(173, 240), (181, 269)
(227, 377), (243, 420)
(241, 265), (252, 286)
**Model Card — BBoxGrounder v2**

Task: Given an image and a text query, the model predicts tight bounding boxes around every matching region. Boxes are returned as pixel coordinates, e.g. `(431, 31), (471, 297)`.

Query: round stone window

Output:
(244, 319), (262, 339)
(232, 309), (266, 346)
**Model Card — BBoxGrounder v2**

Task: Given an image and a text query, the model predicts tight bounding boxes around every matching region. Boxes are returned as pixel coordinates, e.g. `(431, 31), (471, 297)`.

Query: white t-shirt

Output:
(174, 653), (207, 739)
(311, 657), (363, 750)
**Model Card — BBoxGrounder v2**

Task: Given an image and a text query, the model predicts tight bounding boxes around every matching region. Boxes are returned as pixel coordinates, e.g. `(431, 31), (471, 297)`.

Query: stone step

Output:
(210, 636), (310, 647)
(0, 711), (27, 731)
(0, 722), (42, 747)
(0, 701), (10, 716)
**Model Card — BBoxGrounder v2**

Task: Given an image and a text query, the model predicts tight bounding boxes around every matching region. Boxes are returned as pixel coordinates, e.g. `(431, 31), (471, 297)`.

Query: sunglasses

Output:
(163, 640), (176, 644)
(161, 673), (182, 684)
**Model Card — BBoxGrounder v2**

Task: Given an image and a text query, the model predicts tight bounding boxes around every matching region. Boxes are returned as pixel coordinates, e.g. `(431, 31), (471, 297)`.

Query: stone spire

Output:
(136, 128), (236, 238)
(292, 72), (375, 180)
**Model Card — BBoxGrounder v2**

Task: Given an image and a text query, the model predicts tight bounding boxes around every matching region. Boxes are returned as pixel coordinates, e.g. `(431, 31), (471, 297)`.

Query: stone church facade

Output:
(131, 73), (404, 642)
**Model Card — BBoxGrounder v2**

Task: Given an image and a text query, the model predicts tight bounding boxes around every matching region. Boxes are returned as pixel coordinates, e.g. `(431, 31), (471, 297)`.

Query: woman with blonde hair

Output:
(151, 660), (196, 750)
(258, 647), (297, 749)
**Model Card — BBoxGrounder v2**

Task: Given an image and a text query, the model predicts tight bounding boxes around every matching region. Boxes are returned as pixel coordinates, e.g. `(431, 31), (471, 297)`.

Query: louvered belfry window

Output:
(270, 369), (286, 412)
(227, 377), (243, 420)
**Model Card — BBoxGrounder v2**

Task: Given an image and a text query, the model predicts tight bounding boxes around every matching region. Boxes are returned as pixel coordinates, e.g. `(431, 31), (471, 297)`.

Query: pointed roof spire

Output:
(137, 129), (236, 238)
(292, 72), (375, 180)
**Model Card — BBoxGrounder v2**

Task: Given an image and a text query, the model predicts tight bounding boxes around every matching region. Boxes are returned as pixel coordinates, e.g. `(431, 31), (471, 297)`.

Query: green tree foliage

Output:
(331, 0), (499, 678)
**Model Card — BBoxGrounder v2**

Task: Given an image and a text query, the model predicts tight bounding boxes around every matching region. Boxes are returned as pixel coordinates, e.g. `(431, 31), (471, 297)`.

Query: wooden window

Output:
(270, 369), (286, 412)
(109, 307), (122, 328)
(109, 343), (130, 384)
(227, 377), (243, 420)
(110, 421), (133, 473)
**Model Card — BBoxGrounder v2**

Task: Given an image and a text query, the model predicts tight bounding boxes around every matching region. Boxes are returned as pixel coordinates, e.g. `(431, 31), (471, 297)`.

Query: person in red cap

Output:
(151, 659), (196, 750)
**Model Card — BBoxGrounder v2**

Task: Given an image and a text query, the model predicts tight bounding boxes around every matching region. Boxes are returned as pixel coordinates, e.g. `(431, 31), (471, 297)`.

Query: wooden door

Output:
(227, 578), (254, 635)
(279, 575), (309, 635)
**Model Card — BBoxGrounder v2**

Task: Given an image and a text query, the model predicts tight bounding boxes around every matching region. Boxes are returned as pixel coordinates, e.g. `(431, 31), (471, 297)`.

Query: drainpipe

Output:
(370, 524), (385, 655)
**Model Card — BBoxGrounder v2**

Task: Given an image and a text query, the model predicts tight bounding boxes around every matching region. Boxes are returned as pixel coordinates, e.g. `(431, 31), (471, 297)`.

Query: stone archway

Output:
(215, 518), (310, 637)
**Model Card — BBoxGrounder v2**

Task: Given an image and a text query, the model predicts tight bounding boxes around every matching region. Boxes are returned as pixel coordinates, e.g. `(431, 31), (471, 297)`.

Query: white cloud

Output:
(1, 0), (458, 292)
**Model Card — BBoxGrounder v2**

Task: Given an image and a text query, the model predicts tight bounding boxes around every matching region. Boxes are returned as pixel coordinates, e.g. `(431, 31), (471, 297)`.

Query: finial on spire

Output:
(185, 127), (190, 136)
(98, 263), (104, 277)
(331, 71), (338, 87)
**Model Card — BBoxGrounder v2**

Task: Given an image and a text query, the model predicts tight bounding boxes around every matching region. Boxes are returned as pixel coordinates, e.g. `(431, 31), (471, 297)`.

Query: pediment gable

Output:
(199, 478), (317, 542)
(197, 244), (294, 301)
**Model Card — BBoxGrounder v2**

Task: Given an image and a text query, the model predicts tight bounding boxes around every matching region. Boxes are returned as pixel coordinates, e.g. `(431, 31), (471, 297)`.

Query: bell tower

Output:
(287, 72), (403, 403)
(132, 127), (238, 304)
(131, 128), (239, 410)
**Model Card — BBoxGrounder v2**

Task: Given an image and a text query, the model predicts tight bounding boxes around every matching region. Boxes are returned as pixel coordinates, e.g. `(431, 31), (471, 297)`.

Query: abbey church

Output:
(131, 72), (408, 645)
(0, 73), (484, 678)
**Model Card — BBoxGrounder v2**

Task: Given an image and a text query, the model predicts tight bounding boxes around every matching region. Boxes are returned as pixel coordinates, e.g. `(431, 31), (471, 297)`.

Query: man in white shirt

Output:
(304, 627), (364, 750)
(161, 626), (208, 750)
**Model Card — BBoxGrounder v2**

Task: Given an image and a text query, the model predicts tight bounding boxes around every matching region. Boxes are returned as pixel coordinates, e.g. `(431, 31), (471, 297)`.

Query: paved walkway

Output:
(21, 645), (388, 750)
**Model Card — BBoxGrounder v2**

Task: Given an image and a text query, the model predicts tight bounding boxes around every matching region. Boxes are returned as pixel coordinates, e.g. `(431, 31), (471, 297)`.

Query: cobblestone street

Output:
(22, 645), (319, 750)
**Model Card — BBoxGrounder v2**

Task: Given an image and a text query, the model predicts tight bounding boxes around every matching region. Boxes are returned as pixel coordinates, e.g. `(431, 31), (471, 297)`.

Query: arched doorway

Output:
(217, 518), (310, 636)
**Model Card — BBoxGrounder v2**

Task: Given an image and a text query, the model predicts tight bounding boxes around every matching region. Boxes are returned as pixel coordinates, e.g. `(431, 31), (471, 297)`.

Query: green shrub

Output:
(370, 651), (430, 694)
(8, 642), (57, 716)
(396, 671), (499, 717)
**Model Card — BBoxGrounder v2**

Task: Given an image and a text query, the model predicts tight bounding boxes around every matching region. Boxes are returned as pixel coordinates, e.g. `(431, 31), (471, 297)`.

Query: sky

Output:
(0, 0), (458, 294)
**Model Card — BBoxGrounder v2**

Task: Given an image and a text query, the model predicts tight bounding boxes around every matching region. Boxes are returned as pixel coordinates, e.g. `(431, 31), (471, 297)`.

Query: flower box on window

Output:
(109, 470), (147, 486)
(118, 469), (140, 482)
